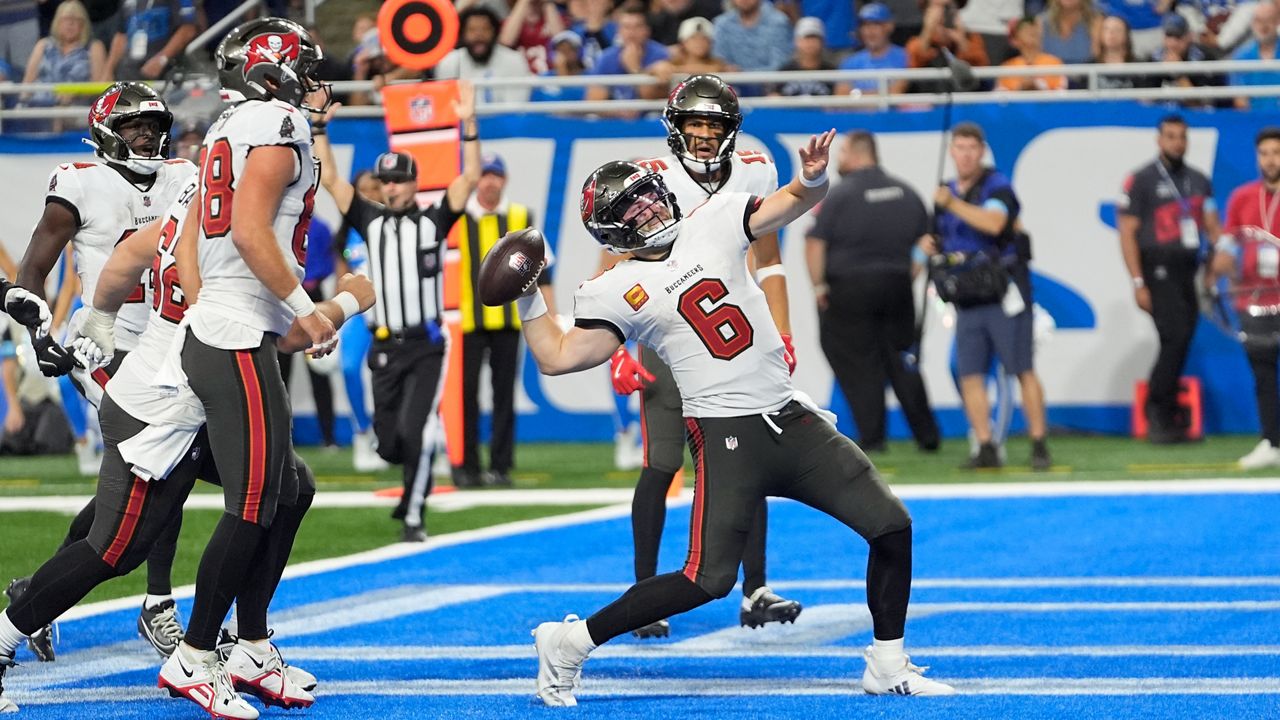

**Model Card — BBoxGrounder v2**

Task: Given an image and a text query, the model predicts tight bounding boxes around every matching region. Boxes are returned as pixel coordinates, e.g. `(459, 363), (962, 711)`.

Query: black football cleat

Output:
(5, 578), (55, 662)
(739, 586), (802, 629)
(631, 619), (670, 639)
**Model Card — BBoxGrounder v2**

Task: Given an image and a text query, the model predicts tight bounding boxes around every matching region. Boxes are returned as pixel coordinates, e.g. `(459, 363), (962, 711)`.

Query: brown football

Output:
(478, 227), (547, 307)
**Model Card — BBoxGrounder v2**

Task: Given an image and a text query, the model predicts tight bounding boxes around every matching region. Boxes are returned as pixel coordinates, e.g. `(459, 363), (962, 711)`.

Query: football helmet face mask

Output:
(581, 161), (683, 255)
(85, 82), (173, 175)
(662, 74), (742, 176)
(215, 17), (331, 113)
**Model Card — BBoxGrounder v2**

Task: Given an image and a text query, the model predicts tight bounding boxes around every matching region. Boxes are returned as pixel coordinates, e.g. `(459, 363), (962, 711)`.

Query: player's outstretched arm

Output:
(278, 273), (376, 353)
(233, 145), (335, 347)
(519, 294), (621, 376)
(445, 81), (482, 214)
(750, 130), (836, 238)
(310, 102), (355, 216)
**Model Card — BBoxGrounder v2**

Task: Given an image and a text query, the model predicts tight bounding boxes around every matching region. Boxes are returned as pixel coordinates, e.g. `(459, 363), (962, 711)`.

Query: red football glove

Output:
(611, 347), (655, 395)
(781, 333), (797, 375)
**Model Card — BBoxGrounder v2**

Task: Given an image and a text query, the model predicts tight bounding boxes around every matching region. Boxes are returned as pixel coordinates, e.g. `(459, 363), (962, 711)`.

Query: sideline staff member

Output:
(1118, 114), (1220, 444)
(806, 130), (940, 452)
(929, 122), (1051, 470)
(311, 84), (483, 542)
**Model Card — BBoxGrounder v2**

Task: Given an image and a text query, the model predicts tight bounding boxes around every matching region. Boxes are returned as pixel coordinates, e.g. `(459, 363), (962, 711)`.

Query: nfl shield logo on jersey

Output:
(410, 96), (434, 125)
(725, 436), (738, 451)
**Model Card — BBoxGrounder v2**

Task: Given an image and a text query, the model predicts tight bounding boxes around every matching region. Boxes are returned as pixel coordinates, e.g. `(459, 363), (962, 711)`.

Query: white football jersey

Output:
(109, 175), (203, 429)
(47, 158), (197, 352)
(189, 98), (316, 349)
(573, 192), (791, 418)
(639, 149), (778, 214)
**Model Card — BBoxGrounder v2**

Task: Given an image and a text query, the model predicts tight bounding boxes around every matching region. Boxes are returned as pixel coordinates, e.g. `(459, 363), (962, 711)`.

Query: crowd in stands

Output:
(0, 0), (1278, 115)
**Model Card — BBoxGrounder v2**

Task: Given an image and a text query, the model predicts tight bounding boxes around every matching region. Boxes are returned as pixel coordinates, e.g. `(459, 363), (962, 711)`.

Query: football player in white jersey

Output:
(605, 75), (799, 637)
(10, 82), (198, 661)
(0, 174), (375, 718)
(523, 133), (956, 705)
(131, 17), (336, 717)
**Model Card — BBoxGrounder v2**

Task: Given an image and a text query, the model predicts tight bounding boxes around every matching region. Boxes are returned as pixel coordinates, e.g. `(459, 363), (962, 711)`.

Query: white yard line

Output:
(12, 677), (1280, 705)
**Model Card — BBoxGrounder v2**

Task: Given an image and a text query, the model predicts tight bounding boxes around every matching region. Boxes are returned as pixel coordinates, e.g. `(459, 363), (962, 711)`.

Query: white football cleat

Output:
(532, 615), (586, 707)
(353, 430), (390, 472)
(1239, 439), (1280, 470)
(224, 639), (315, 709)
(159, 646), (259, 719)
(861, 646), (956, 696)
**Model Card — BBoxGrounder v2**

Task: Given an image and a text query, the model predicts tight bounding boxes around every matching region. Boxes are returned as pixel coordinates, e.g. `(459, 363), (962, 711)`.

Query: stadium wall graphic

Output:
(1, 101), (1275, 441)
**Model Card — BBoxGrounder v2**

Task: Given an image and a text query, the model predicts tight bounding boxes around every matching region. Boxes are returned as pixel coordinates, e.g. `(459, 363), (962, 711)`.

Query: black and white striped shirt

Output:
(345, 195), (461, 333)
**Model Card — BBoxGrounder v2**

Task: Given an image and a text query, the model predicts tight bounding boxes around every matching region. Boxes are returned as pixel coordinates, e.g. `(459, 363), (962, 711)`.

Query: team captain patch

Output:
(624, 284), (648, 311)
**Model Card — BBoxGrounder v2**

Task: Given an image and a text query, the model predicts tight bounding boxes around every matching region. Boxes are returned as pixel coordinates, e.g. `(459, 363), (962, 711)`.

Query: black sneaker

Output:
(631, 619), (670, 639)
(452, 467), (482, 489)
(0, 652), (17, 713)
(964, 442), (1002, 470)
(485, 470), (514, 488)
(137, 599), (184, 658)
(5, 578), (54, 662)
(402, 523), (427, 543)
(1030, 439), (1052, 471)
(739, 586), (802, 629)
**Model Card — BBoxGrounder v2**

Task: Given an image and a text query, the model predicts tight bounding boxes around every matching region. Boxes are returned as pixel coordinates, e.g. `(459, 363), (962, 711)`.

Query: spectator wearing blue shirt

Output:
(713, 0), (793, 75)
(586, 4), (671, 106)
(532, 30), (589, 102)
(1230, 0), (1280, 110)
(837, 4), (909, 95)
(571, 0), (618, 70)
(1101, 0), (1171, 57)
(107, 0), (196, 80)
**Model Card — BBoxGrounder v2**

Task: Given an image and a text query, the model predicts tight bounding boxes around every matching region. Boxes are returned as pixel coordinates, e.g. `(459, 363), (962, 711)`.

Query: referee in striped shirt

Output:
(312, 84), (482, 542)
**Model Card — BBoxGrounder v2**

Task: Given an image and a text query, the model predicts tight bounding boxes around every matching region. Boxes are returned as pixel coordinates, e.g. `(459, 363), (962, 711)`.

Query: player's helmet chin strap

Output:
(81, 128), (167, 176)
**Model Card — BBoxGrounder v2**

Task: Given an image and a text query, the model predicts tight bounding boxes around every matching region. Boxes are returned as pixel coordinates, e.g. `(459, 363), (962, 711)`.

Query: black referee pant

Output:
(819, 271), (939, 450)
(369, 330), (446, 526)
(461, 328), (520, 475)
(1142, 254), (1199, 432)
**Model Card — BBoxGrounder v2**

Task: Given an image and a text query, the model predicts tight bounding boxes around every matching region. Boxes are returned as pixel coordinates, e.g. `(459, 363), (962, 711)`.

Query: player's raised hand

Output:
(454, 80), (476, 123)
(798, 129), (837, 182)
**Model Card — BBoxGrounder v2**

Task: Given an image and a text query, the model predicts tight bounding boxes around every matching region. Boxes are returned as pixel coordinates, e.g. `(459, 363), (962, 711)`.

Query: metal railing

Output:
(0, 59), (1274, 125)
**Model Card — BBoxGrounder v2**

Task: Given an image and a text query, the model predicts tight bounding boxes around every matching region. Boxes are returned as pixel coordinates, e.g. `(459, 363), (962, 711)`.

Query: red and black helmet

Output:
(215, 17), (330, 112)
(581, 161), (683, 255)
(85, 82), (173, 174)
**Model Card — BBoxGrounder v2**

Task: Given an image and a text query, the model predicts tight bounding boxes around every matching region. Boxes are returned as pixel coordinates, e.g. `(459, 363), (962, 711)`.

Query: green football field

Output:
(0, 435), (1273, 605)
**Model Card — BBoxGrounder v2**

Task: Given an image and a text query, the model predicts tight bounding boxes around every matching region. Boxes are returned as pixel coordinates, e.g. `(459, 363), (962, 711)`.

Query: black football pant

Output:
(1245, 336), (1280, 446)
(461, 329), (519, 474)
(1142, 256), (1199, 427)
(632, 344), (770, 597)
(60, 350), (183, 596)
(586, 402), (913, 645)
(369, 334), (446, 526)
(278, 350), (336, 447)
(820, 272), (939, 449)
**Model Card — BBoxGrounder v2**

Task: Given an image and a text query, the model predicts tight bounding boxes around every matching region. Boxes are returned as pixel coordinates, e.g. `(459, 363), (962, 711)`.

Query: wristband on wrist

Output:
(461, 132), (479, 141)
(516, 289), (548, 322)
(333, 291), (360, 322)
(813, 282), (830, 296)
(284, 284), (317, 317)
(1131, 276), (1145, 289)
(799, 171), (828, 188)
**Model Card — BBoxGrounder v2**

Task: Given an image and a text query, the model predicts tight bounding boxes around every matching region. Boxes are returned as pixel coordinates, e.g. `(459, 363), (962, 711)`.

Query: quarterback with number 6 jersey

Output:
(525, 134), (956, 707)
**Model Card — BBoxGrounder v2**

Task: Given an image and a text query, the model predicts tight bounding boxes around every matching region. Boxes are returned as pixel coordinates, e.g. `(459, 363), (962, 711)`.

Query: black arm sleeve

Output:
(342, 195), (380, 238)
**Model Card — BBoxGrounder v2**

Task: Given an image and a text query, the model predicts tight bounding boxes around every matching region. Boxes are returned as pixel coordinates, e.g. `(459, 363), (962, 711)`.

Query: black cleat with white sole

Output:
(5, 577), (55, 662)
(631, 619), (670, 639)
(739, 586), (802, 629)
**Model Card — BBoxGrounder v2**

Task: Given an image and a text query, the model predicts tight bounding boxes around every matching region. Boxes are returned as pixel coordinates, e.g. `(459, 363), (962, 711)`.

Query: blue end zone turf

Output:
(5, 485), (1280, 718)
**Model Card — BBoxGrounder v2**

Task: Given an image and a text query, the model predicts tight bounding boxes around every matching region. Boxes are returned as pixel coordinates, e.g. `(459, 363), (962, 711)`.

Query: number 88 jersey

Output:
(572, 192), (792, 418)
(191, 98), (316, 346)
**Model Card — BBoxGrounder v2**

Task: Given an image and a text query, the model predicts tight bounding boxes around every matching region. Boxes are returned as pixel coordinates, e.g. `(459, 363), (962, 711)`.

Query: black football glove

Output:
(32, 333), (80, 377)
(1, 281), (53, 335)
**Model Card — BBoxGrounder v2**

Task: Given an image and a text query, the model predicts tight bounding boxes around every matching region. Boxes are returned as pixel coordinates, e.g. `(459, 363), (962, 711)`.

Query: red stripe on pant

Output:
(681, 417), (707, 583)
(103, 475), (149, 568)
(91, 367), (110, 388)
(235, 351), (267, 524)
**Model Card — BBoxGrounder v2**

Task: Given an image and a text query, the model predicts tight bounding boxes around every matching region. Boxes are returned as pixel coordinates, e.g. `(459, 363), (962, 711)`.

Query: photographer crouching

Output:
(926, 122), (1051, 470)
